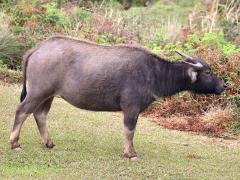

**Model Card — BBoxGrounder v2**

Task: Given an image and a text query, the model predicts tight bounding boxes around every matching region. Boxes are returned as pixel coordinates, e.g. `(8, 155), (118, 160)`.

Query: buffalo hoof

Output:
(124, 151), (140, 161)
(42, 139), (55, 149)
(11, 141), (21, 150)
(45, 141), (55, 149)
(130, 156), (141, 161)
(14, 147), (22, 151)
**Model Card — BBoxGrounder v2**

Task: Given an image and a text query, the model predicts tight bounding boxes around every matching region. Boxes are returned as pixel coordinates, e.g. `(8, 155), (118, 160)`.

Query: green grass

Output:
(0, 84), (240, 179)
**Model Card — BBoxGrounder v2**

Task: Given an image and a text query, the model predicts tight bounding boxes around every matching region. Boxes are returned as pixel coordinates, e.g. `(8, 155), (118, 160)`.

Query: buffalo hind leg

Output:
(33, 97), (55, 148)
(123, 107), (140, 160)
(10, 97), (43, 149)
(9, 104), (29, 149)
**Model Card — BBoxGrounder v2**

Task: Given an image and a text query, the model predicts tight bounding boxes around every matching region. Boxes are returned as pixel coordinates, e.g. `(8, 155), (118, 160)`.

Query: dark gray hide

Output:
(10, 36), (226, 159)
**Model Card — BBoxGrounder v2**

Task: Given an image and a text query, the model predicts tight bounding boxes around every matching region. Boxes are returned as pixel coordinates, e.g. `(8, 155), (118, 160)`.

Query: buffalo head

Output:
(176, 51), (227, 95)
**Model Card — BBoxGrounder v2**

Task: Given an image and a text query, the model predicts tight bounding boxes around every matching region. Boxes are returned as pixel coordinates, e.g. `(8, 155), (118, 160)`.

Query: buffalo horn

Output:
(175, 50), (192, 59)
(175, 51), (203, 69)
(183, 61), (204, 69)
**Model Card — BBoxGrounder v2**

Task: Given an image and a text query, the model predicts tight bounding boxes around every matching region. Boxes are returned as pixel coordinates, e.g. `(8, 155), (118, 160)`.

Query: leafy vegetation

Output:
(0, 12), (23, 69)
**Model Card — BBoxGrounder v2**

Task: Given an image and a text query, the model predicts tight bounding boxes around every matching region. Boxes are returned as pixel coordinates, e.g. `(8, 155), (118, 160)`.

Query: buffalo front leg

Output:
(33, 97), (55, 148)
(123, 108), (140, 160)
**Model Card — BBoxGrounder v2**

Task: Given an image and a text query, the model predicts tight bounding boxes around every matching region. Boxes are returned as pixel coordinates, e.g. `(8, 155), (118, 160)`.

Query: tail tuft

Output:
(20, 80), (27, 102)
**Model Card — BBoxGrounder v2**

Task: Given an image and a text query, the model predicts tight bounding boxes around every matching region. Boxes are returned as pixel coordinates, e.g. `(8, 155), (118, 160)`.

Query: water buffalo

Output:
(10, 36), (226, 160)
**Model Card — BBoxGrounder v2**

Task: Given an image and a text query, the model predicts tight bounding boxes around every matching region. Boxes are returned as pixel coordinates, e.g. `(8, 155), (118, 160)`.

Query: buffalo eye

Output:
(205, 70), (211, 75)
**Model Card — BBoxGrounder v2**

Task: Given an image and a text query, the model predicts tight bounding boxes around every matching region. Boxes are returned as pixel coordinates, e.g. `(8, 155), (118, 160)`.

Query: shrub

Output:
(42, 2), (70, 27)
(0, 12), (23, 69)
(227, 107), (240, 134)
(66, 6), (93, 37)
(122, 3), (186, 44)
(145, 101), (236, 136)
(218, 0), (240, 46)
(66, 5), (134, 44)
(69, 7), (92, 26)
(91, 7), (130, 43)
(143, 31), (240, 135)
(201, 32), (240, 56)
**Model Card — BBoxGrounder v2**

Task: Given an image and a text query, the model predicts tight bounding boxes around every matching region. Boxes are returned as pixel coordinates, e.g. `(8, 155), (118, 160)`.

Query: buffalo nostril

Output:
(223, 84), (227, 88)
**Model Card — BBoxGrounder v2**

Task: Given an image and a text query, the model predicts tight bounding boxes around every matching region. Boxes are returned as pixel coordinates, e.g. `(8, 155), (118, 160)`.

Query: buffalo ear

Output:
(187, 68), (198, 83)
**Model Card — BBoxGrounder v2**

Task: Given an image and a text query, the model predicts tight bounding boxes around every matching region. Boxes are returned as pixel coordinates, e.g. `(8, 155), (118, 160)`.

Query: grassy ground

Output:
(0, 84), (240, 179)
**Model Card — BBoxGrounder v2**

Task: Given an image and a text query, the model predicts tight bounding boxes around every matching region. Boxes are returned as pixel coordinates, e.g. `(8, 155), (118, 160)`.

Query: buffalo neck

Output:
(153, 60), (190, 97)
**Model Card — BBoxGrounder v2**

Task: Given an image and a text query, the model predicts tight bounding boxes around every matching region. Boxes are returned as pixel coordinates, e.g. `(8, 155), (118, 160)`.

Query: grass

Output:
(0, 84), (240, 179)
